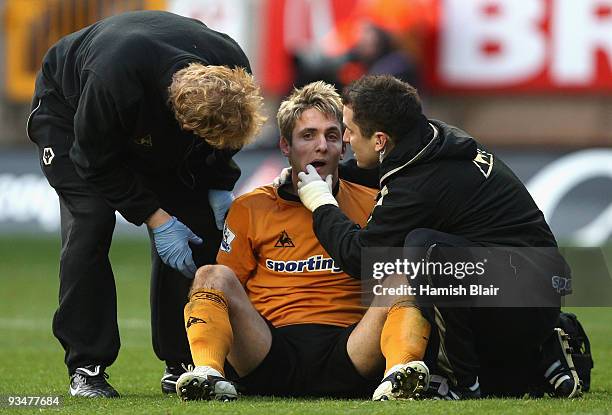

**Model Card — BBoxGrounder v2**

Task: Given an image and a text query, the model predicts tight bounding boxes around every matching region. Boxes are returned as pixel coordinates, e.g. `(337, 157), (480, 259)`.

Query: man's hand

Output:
(150, 215), (203, 278)
(208, 189), (234, 230)
(297, 164), (338, 212)
(272, 167), (292, 188)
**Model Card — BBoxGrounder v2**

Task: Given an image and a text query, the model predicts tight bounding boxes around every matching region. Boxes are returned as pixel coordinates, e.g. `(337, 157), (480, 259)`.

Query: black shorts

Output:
(229, 323), (380, 398)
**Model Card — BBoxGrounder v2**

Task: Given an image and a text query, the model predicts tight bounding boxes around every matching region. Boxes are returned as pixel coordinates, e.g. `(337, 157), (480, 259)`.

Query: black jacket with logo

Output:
(314, 115), (558, 278)
(34, 11), (250, 225)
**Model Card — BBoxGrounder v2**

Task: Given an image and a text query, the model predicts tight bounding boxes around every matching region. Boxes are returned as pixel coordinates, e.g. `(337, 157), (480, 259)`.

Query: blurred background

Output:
(0, 3), (610, 401)
(0, 0), (611, 245)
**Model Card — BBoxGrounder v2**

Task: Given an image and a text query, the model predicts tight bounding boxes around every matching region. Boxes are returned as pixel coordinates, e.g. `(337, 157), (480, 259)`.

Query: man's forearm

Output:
(313, 204), (364, 279)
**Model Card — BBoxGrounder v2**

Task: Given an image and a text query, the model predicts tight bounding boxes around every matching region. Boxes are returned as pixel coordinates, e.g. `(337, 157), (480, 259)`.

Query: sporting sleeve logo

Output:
(220, 222), (236, 253)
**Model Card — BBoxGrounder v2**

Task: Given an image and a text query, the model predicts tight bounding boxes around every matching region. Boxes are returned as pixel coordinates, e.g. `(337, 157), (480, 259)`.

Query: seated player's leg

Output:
(347, 274), (431, 400)
(177, 264), (272, 401)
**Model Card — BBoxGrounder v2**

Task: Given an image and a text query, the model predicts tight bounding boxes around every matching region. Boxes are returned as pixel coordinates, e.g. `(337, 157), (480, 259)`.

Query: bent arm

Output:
(312, 186), (434, 278)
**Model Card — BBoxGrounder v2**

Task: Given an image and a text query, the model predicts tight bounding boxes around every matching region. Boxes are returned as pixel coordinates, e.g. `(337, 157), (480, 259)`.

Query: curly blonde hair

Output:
(169, 63), (266, 149)
(277, 81), (343, 143)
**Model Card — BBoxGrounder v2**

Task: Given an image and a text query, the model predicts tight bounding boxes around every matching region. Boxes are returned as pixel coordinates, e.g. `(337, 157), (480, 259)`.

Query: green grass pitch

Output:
(0, 236), (610, 414)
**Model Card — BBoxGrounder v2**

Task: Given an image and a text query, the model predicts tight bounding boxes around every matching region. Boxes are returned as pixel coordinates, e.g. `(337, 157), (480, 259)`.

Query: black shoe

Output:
(161, 365), (188, 394)
(69, 365), (120, 398)
(541, 328), (582, 398)
(426, 375), (481, 400)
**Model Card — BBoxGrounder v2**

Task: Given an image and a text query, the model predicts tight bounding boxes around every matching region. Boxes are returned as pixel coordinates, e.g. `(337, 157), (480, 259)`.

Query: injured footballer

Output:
(174, 81), (432, 401)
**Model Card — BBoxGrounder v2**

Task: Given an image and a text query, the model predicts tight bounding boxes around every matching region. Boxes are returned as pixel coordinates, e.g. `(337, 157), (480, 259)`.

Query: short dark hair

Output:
(342, 75), (423, 141)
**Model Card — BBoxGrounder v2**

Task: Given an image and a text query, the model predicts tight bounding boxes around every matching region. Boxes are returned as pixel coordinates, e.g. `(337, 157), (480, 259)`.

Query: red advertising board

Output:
(428, 0), (612, 93)
(260, 0), (612, 94)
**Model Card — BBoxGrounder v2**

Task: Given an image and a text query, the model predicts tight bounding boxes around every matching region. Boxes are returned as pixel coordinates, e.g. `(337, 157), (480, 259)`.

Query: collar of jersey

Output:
(278, 177), (341, 203)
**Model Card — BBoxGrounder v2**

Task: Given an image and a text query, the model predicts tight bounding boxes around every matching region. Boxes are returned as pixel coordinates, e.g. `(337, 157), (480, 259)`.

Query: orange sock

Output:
(380, 303), (431, 375)
(184, 288), (233, 376)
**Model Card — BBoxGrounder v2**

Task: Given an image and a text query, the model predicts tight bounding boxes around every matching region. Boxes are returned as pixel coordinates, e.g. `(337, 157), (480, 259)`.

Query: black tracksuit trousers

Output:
(403, 228), (560, 397)
(28, 91), (220, 375)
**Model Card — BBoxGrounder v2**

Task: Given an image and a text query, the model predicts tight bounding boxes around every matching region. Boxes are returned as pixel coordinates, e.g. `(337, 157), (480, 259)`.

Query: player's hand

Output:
(151, 216), (203, 278)
(208, 189), (234, 230)
(297, 164), (338, 212)
(272, 167), (292, 188)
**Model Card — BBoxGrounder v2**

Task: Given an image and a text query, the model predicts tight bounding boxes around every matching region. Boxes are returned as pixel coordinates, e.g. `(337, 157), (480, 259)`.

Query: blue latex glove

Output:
(152, 216), (203, 278)
(208, 189), (234, 230)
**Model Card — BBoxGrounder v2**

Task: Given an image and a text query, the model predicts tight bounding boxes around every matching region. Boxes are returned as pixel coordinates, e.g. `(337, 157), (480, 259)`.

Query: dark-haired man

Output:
(296, 74), (581, 399)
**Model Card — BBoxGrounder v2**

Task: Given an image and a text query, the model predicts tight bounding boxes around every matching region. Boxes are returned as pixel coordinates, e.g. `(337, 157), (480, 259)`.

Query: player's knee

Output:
(371, 273), (414, 308)
(192, 264), (240, 294)
(381, 273), (406, 289)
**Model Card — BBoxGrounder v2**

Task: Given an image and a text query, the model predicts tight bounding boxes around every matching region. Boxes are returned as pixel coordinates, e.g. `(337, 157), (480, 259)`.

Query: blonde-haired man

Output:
(175, 81), (432, 401)
(169, 63), (265, 150)
(27, 11), (265, 398)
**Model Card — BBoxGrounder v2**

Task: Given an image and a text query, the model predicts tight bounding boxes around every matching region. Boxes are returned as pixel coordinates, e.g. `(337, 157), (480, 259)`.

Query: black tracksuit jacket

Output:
(34, 10), (250, 225)
(314, 115), (559, 279)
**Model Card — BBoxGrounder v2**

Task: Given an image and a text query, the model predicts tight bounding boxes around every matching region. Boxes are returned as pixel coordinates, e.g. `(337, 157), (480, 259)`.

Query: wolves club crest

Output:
(42, 147), (55, 166)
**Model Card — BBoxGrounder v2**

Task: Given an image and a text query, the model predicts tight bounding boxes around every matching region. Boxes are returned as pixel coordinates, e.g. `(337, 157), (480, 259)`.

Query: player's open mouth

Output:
(309, 160), (326, 170)
(310, 160), (326, 167)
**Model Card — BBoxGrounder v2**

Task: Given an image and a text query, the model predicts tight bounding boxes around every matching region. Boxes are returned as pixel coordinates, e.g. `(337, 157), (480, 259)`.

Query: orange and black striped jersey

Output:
(216, 179), (377, 328)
